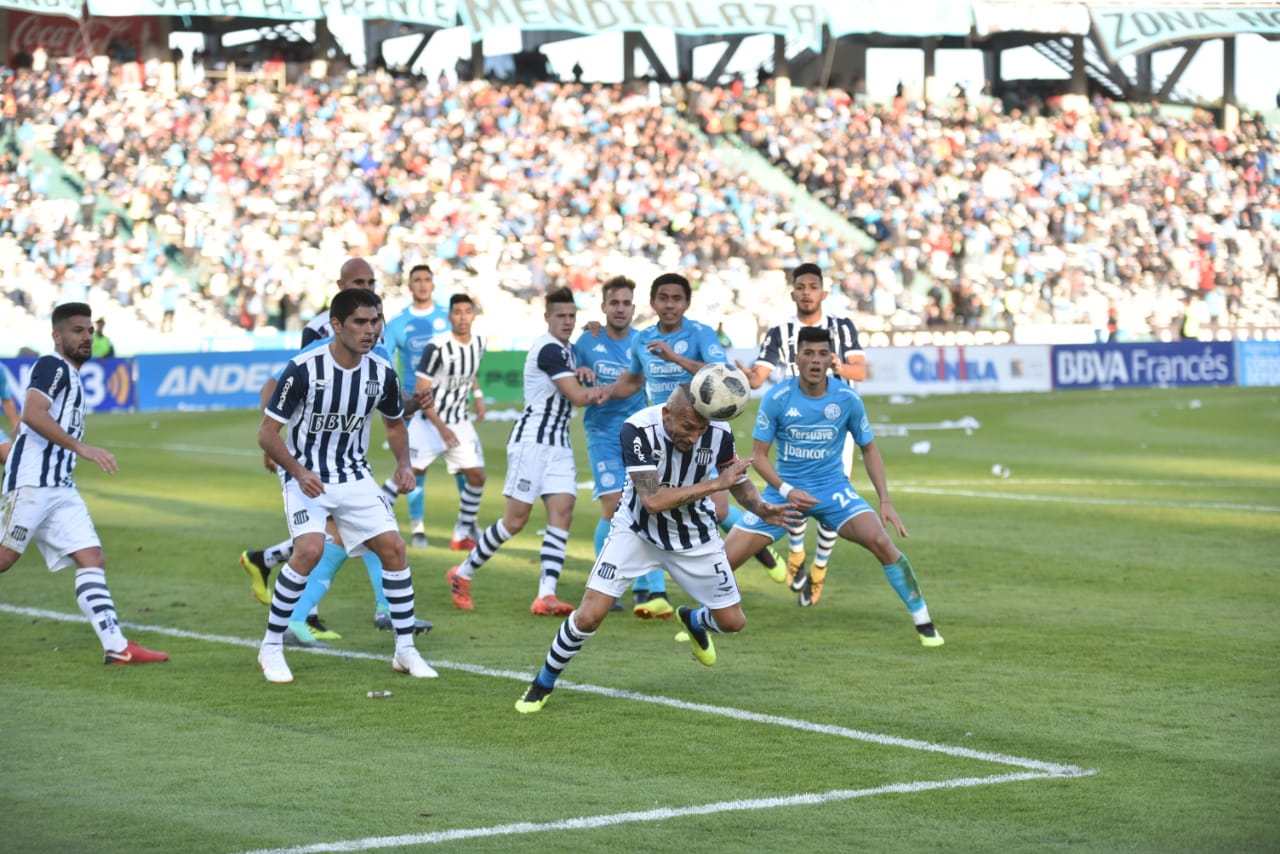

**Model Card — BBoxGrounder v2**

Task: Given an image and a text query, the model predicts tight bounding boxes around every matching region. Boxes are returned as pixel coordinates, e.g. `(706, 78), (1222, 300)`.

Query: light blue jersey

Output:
(738, 377), (877, 539)
(384, 305), (450, 393)
(574, 327), (646, 436)
(629, 319), (726, 405)
(754, 377), (872, 485)
(574, 326), (647, 498)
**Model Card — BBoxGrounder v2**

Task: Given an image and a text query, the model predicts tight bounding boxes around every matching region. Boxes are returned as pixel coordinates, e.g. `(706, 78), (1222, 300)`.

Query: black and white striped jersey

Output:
(3, 354), (84, 491)
(301, 313), (333, 348)
(755, 313), (862, 376)
(616, 403), (743, 551)
(509, 333), (576, 448)
(265, 345), (404, 484)
(415, 332), (485, 426)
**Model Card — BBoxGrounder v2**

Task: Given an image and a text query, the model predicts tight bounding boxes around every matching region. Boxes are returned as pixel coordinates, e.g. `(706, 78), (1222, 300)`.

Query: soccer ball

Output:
(690, 363), (751, 420)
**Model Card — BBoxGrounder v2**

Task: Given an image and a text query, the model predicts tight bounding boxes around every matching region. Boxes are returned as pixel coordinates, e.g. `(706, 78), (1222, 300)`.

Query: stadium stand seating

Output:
(2, 60), (1277, 355)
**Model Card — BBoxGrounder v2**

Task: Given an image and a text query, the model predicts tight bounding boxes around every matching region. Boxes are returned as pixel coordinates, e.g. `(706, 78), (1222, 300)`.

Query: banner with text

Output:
(135, 350), (292, 412)
(859, 345), (1052, 396)
(1, 357), (136, 413)
(457, 0), (827, 49)
(6, 10), (158, 58)
(0, 0), (81, 19)
(1236, 341), (1280, 387)
(1092, 5), (1280, 61)
(1052, 341), (1236, 389)
(85, 0), (456, 27)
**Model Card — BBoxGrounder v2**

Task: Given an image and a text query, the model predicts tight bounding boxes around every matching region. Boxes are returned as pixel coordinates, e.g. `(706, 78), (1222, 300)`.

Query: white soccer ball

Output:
(690, 363), (751, 420)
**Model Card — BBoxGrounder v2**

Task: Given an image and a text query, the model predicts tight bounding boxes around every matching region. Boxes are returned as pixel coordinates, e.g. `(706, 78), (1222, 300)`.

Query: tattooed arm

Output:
(729, 477), (800, 528)
(630, 458), (752, 515)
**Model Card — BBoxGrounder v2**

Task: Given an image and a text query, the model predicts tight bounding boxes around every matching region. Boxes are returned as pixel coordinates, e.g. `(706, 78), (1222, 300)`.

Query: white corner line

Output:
(0, 603), (1096, 853)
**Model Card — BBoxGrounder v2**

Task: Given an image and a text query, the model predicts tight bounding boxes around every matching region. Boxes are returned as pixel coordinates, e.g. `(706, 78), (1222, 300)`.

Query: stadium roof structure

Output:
(5, 0), (1277, 109)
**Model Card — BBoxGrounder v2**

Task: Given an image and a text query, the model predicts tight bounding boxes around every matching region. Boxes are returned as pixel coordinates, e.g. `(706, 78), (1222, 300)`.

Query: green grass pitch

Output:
(1, 386), (1276, 852)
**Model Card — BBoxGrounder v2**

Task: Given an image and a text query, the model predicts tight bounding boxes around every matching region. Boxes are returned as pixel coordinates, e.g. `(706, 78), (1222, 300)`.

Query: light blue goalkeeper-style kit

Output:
(739, 375), (940, 643)
(629, 319), (726, 405)
(750, 377), (874, 535)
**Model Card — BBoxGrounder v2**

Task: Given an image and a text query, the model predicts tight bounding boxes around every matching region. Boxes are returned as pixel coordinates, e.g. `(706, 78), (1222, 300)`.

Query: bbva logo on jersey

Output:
(307, 413), (367, 433)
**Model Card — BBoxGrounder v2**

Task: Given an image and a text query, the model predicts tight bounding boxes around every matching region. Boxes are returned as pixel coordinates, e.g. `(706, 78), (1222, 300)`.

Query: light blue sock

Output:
(535, 664), (558, 689)
(643, 569), (666, 595)
(718, 504), (743, 534)
(593, 518), (610, 555)
(291, 543), (346, 622)
(364, 552), (389, 611)
(883, 553), (927, 614)
(407, 474), (425, 524)
(454, 472), (466, 493)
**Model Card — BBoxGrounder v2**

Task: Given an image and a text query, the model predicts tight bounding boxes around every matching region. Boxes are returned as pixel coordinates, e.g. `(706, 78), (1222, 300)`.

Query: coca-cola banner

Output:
(0, 0), (82, 21)
(7, 10), (155, 58)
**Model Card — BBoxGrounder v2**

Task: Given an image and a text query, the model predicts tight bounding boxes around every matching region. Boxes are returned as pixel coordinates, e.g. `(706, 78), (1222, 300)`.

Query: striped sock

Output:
(815, 523), (838, 567)
(455, 483), (484, 539)
(75, 567), (126, 651)
(535, 611), (594, 688)
(263, 539), (293, 569)
(787, 518), (807, 554)
(381, 567), (417, 651)
(690, 605), (724, 634)
(538, 525), (569, 598)
(264, 566), (307, 644)
(459, 519), (511, 579)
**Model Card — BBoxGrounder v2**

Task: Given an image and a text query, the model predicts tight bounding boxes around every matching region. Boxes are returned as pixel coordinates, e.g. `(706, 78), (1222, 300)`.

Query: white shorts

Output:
(408, 416), (485, 474)
(502, 443), (577, 503)
(282, 477), (397, 557)
(586, 520), (741, 610)
(0, 486), (101, 572)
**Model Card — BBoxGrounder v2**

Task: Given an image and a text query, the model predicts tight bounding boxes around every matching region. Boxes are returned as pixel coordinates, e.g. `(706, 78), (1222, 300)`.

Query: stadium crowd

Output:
(1, 57), (1278, 356)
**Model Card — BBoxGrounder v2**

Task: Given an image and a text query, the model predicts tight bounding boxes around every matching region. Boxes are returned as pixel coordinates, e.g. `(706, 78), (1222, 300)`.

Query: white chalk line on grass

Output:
(236, 772), (1058, 854)
(2, 603), (1094, 853)
(897, 486), (1279, 513)
(97, 441), (1280, 512)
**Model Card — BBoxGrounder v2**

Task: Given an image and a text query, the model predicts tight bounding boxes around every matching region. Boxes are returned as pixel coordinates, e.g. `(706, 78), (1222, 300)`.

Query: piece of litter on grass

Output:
(991, 464), (1010, 478)
(911, 441), (931, 455)
(1189, 399), (1202, 409)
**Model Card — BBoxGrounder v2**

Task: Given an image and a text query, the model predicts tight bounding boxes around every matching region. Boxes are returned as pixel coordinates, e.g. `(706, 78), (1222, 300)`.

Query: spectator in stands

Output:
(0, 61), (1276, 350)
(91, 317), (114, 358)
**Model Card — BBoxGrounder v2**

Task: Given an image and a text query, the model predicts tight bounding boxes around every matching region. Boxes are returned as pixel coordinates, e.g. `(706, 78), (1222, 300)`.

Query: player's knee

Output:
(291, 540), (325, 570)
(385, 546), (406, 567)
(717, 609), (746, 633)
(868, 535), (897, 564)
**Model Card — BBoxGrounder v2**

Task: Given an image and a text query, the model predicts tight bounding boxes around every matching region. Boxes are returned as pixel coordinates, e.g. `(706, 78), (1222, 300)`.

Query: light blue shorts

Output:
(585, 431), (626, 499)
(735, 480), (873, 542)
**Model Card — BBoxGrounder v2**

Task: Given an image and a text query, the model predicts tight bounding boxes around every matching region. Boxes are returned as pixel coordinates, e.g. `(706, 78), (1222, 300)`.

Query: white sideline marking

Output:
(1, 603), (1094, 852)
(898, 486), (1279, 514)
(107, 441), (1276, 512)
(237, 772), (1059, 854)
